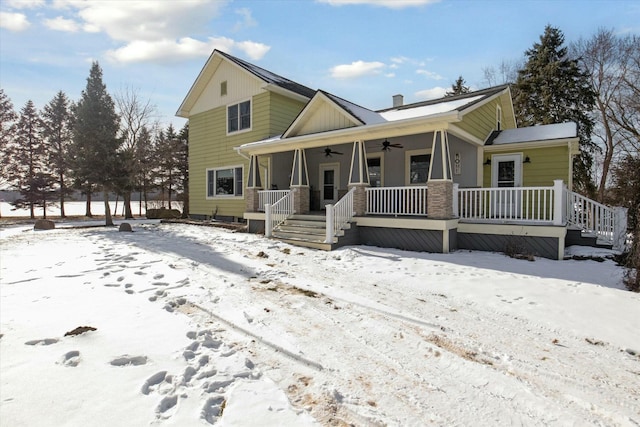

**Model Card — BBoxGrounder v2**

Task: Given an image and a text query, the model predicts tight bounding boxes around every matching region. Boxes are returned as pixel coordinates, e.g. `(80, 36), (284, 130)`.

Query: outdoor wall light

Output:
(523, 156), (531, 164)
(483, 158), (491, 166)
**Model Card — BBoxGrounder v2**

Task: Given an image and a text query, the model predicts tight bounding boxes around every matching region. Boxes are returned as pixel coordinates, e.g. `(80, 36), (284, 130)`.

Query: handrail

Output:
(325, 187), (356, 244)
(258, 190), (290, 212)
(565, 190), (616, 243)
(365, 186), (428, 216)
(264, 191), (294, 238)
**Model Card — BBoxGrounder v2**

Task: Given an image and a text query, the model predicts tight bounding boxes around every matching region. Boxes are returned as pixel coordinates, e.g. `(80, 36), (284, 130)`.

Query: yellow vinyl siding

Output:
(189, 91), (306, 219)
(482, 146), (570, 187)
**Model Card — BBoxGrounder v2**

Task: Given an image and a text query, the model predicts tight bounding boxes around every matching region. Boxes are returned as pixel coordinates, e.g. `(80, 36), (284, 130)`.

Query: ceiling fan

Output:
(382, 139), (403, 151)
(323, 147), (343, 157)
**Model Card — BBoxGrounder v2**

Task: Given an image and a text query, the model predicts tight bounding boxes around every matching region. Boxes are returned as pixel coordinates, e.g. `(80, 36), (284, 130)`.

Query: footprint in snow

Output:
(110, 355), (148, 367)
(141, 371), (167, 395)
(25, 338), (58, 346)
(201, 396), (225, 424)
(60, 350), (81, 367)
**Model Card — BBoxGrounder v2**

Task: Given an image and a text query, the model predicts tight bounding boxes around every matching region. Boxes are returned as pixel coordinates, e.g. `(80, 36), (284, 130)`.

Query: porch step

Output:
(565, 228), (613, 249)
(271, 214), (358, 251)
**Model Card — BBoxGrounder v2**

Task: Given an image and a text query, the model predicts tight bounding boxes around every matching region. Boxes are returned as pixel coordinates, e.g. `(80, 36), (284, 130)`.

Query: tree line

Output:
(0, 62), (188, 224)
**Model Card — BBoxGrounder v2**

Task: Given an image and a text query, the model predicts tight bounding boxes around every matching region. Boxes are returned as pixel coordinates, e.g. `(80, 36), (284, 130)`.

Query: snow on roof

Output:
(219, 51), (316, 99)
(321, 91), (387, 125)
(490, 122), (577, 145)
(379, 95), (484, 121)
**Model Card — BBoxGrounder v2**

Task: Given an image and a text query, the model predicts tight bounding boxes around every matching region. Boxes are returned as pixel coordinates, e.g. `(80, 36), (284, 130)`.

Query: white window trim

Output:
(206, 165), (245, 199)
(367, 153), (384, 187)
(226, 98), (252, 136)
(405, 148), (432, 186)
(496, 105), (502, 131)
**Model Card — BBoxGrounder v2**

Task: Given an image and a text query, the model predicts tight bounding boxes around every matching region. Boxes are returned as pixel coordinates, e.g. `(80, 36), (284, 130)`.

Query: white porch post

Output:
(290, 148), (310, 214)
(553, 179), (564, 226)
(613, 207), (628, 251)
(427, 130), (454, 219)
(265, 203), (272, 237)
(325, 204), (334, 244)
(348, 140), (369, 216)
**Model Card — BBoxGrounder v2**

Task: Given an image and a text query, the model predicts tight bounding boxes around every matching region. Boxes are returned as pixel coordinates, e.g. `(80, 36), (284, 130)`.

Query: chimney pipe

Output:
(392, 94), (403, 107)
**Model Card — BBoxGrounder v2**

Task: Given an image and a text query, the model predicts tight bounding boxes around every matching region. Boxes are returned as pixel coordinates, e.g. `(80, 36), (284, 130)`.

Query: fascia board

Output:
(240, 111), (459, 155)
(262, 83), (311, 103)
(483, 137), (580, 151)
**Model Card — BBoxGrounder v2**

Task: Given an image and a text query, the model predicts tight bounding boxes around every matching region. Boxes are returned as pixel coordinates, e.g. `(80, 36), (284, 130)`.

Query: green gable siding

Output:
(189, 91), (306, 219)
(457, 93), (516, 141)
(482, 145), (570, 188)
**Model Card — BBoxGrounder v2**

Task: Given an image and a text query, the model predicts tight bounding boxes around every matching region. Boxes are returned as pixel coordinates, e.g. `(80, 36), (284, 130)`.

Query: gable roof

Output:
(176, 50), (315, 118)
(486, 122), (577, 145)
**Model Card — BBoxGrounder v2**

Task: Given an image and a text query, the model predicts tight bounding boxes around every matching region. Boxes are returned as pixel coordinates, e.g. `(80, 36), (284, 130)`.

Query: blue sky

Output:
(1, 0), (638, 128)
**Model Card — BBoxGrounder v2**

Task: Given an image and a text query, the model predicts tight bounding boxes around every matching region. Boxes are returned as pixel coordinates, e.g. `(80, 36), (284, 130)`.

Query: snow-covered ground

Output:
(1, 221), (639, 426)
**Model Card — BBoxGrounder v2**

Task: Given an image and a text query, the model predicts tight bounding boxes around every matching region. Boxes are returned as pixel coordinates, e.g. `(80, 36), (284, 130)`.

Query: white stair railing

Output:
(565, 190), (618, 244)
(258, 190), (290, 212)
(365, 186), (428, 216)
(325, 187), (356, 244)
(265, 191), (294, 238)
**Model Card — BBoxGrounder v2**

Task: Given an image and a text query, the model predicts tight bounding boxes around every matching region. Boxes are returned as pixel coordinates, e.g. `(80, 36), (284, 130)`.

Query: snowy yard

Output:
(1, 221), (639, 426)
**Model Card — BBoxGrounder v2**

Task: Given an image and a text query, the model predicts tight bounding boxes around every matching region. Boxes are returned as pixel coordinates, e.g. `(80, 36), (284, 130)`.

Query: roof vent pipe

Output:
(392, 94), (403, 107)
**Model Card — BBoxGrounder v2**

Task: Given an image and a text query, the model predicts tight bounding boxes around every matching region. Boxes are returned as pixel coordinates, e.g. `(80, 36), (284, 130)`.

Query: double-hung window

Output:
(227, 100), (251, 133)
(207, 167), (243, 197)
(405, 149), (432, 185)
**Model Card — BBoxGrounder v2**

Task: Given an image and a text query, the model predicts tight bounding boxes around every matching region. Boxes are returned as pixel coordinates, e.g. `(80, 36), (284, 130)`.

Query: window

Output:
(227, 100), (251, 133)
(367, 156), (382, 187)
(496, 105), (502, 131)
(207, 167), (243, 197)
(220, 81), (227, 96)
(405, 150), (431, 185)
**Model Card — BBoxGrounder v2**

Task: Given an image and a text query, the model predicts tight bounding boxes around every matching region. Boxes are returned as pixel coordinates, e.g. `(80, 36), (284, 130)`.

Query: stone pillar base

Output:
(348, 183), (369, 216)
(427, 180), (453, 219)
(245, 187), (262, 213)
(291, 186), (310, 214)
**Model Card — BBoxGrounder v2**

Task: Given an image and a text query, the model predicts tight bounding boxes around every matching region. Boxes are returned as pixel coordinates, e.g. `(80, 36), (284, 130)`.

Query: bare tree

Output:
(114, 87), (156, 218)
(482, 59), (521, 87)
(572, 29), (638, 202)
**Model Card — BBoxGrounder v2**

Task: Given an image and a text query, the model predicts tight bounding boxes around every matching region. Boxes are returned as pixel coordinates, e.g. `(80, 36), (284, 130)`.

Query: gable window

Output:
(207, 166), (243, 197)
(405, 149), (431, 185)
(227, 100), (251, 133)
(496, 105), (502, 131)
(220, 81), (227, 96)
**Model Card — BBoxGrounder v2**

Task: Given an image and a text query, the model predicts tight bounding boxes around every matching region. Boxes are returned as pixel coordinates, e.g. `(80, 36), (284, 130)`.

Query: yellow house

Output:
(179, 51), (627, 260)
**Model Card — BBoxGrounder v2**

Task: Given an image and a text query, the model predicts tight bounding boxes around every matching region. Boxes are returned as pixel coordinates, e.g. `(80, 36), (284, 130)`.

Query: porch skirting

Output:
(244, 212), (567, 260)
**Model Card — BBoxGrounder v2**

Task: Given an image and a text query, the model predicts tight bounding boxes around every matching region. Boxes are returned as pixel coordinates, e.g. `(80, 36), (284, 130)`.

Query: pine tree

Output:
(0, 89), (17, 193)
(445, 76), (470, 97)
(135, 125), (155, 214)
(177, 123), (189, 218)
(42, 91), (74, 217)
(71, 62), (120, 226)
(513, 25), (597, 196)
(8, 100), (55, 218)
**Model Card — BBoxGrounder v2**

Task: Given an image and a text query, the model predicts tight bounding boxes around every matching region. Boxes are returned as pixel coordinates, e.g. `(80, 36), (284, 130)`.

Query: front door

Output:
(319, 163), (340, 206)
(491, 154), (522, 217)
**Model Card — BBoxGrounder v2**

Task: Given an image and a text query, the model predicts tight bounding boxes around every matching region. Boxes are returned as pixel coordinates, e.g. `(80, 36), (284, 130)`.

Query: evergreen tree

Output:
(71, 62), (120, 226)
(177, 122), (189, 218)
(445, 76), (470, 97)
(135, 125), (155, 214)
(0, 89), (17, 193)
(155, 125), (180, 209)
(8, 100), (54, 218)
(42, 91), (74, 217)
(513, 25), (597, 196)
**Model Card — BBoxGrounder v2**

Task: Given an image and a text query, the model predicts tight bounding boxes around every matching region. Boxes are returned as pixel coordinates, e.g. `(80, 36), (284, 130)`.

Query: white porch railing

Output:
(258, 190), (290, 212)
(565, 190), (625, 247)
(457, 185), (560, 223)
(264, 191), (294, 238)
(365, 186), (428, 216)
(325, 187), (356, 244)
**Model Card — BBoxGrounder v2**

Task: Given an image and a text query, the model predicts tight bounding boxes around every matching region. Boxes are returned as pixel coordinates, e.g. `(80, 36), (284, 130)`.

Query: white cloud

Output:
(317, 0), (439, 9)
(390, 56), (409, 64)
(385, 73), (395, 78)
(5, 0), (44, 9)
(330, 60), (385, 79)
(44, 16), (79, 32)
(415, 86), (447, 100)
(0, 12), (30, 31)
(416, 69), (443, 80)
(233, 7), (257, 32)
(105, 37), (270, 64)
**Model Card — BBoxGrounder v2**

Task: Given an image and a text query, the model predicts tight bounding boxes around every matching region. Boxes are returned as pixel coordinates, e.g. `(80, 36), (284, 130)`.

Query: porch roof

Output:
(485, 122), (578, 145)
(237, 86), (509, 155)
